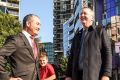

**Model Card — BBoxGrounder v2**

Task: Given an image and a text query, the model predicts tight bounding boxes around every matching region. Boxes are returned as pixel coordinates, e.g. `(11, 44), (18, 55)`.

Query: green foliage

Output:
(0, 12), (22, 72)
(59, 56), (68, 74)
(52, 55), (68, 78)
(0, 12), (22, 47)
(52, 56), (68, 79)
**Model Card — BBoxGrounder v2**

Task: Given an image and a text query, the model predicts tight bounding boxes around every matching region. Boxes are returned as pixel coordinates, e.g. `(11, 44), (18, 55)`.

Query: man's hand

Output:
(101, 76), (109, 80)
(65, 77), (72, 80)
(9, 77), (23, 80)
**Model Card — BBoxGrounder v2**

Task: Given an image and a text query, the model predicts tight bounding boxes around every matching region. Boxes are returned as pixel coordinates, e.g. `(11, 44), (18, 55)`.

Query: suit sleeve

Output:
(101, 28), (112, 77)
(0, 36), (17, 80)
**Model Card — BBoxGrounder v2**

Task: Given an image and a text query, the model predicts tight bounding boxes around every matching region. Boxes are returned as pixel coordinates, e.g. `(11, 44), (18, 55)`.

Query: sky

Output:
(19, 0), (53, 42)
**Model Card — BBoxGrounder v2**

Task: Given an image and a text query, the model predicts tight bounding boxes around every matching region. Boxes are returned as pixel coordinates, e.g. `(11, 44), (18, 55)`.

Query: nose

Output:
(40, 61), (43, 64)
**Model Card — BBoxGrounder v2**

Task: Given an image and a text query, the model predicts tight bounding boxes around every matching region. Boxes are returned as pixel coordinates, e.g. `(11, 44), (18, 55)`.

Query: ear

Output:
(26, 21), (30, 27)
(91, 16), (94, 21)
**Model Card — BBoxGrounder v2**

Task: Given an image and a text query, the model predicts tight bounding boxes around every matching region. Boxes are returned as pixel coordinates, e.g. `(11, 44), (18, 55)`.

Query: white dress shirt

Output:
(22, 30), (33, 47)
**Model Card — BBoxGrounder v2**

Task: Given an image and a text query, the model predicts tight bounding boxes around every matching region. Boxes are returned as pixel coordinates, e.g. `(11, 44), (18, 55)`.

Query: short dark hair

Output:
(23, 14), (39, 29)
(39, 51), (48, 58)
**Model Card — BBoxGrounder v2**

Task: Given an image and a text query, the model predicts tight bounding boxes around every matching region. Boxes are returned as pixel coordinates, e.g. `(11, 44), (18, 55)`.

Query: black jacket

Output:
(66, 25), (112, 80)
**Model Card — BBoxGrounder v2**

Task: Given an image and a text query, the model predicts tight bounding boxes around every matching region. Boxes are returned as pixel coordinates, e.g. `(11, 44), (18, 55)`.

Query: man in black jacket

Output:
(65, 7), (112, 80)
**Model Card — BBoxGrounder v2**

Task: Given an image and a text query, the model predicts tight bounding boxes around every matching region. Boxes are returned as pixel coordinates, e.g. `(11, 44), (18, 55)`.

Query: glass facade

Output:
(95, 0), (104, 23)
(63, 21), (69, 56)
(63, 15), (74, 56)
(94, 0), (120, 43)
(105, 0), (116, 18)
(95, 0), (120, 26)
(41, 42), (54, 64)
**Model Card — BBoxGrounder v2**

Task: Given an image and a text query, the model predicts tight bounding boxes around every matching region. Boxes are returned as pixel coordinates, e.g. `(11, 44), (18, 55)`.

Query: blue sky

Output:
(19, 0), (53, 42)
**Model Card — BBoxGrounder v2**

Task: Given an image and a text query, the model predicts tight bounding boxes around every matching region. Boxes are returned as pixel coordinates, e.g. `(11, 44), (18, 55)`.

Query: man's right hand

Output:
(65, 77), (72, 80)
(9, 77), (23, 80)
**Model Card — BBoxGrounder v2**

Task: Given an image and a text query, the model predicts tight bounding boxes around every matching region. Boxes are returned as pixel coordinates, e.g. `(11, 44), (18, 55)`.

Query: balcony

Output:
(8, 0), (19, 4)
(0, 1), (7, 7)
(7, 2), (19, 10)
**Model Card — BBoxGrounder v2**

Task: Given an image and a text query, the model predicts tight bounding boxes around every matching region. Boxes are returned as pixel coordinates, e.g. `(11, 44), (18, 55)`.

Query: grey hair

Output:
(81, 7), (95, 19)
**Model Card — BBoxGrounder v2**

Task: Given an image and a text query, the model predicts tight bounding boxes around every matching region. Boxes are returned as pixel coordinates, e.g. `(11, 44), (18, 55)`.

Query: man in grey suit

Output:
(0, 14), (41, 80)
(65, 7), (112, 80)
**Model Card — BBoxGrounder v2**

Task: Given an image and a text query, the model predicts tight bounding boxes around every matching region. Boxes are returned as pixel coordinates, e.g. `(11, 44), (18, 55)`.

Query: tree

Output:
(0, 12), (22, 47)
(53, 55), (68, 79)
(0, 12), (22, 72)
(59, 56), (68, 74)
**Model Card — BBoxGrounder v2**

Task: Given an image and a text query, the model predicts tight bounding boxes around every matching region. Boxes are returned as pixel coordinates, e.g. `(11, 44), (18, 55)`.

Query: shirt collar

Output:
(22, 30), (31, 38)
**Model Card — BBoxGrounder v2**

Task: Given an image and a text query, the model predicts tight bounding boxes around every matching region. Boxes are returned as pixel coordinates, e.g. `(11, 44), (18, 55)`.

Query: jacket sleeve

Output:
(100, 28), (112, 77)
(65, 39), (74, 77)
(0, 36), (16, 80)
(65, 30), (79, 77)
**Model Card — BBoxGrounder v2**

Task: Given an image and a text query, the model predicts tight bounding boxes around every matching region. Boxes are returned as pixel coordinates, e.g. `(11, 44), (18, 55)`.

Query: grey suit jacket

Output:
(0, 33), (40, 80)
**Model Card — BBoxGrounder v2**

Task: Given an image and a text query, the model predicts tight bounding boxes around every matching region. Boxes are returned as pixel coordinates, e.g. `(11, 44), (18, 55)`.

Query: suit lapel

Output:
(19, 33), (35, 60)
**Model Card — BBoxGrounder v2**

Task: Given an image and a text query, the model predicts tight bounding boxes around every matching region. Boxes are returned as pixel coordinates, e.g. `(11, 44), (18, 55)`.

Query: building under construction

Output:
(53, 0), (74, 62)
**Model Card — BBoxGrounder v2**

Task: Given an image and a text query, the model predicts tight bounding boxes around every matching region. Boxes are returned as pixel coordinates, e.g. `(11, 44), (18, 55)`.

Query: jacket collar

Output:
(80, 25), (95, 32)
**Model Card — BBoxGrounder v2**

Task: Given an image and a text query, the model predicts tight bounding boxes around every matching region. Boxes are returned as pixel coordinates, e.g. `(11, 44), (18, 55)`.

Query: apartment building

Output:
(0, 0), (19, 18)
(53, 0), (74, 62)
